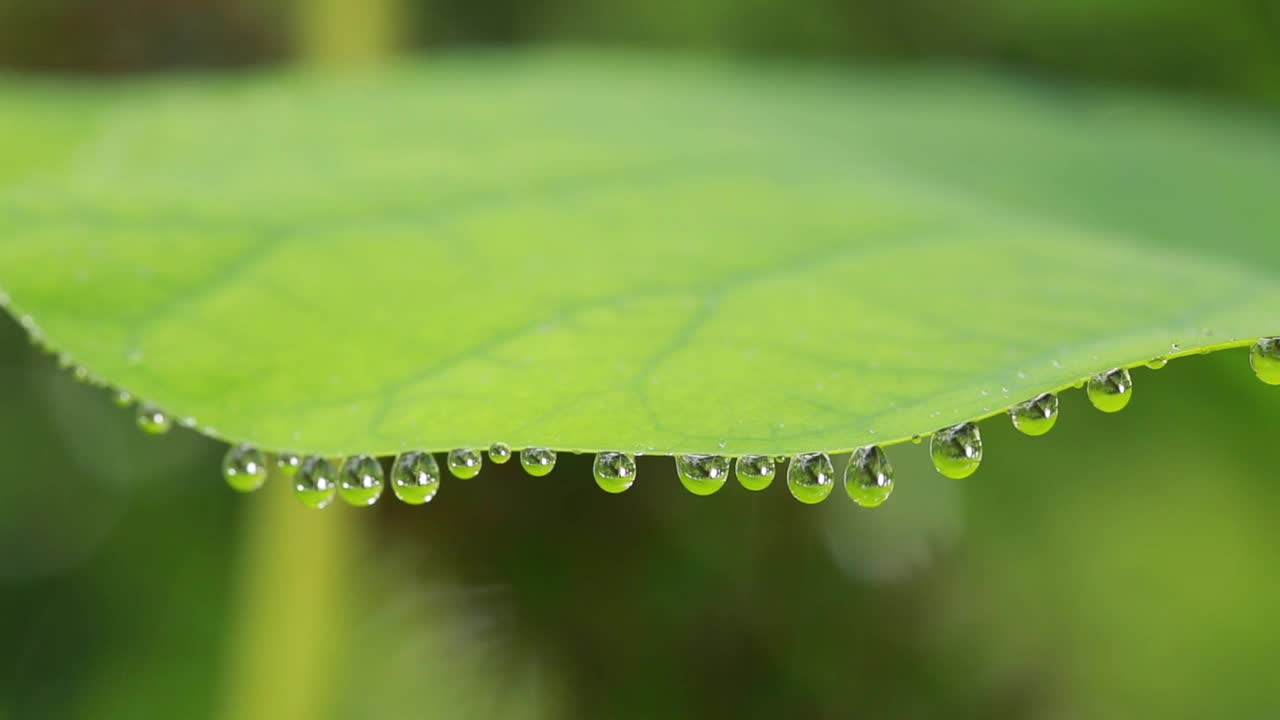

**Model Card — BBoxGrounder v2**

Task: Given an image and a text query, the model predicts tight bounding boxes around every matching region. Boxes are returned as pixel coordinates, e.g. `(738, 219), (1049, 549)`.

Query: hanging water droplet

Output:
(338, 455), (385, 507)
(276, 452), (301, 476)
(72, 365), (90, 383)
(845, 445), (893, 508)
(488, 442), (512, 464)
(734, 455), (775, 491)
(675, 454), (730, 496)
(1008, 393), (1058, 437)
(520, 448), (557, 477)
(447, 448), (483, 479)
(294, 456), (337, 509)
(930, 422), (982, 479)
(135, 403), (171, 435)
(1249, 338), (1280, 385)
(113, 390), (133, 408)
(593, 452), (636, 494)
(787, 452), (834, 504)
(1087, 368), (1133, 413)
(57, 353), (73, 370)
(391, 451), (440, 505)
(910, 434), (924, 445)
(1146, 357), (1167, 370)
(222, 444), (267, 493)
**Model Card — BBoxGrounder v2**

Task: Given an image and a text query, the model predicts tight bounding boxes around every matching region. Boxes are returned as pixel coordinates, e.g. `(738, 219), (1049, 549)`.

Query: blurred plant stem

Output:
(219, 467), (357, 720)
(294, 0), (401, 65)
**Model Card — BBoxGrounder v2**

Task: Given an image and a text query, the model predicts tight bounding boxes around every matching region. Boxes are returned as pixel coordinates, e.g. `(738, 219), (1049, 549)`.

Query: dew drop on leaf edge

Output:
(135, 403), (171, 435)
(276, 452), (301, 476)
(488, 442), (512, 464)
(1087, 368), (1134, 413)
(787, 452), (834, 504)
(1009, 392), (1059, 437)
(447, 448), (483, 479)
(294, 456), (337, 510)
(390, 451), (440, 505)
(1250, 337), (1280, 385)
(593, 452), (636, 494)
(930, 422), (982, 479)
(734, 455), (776, 491)
(675, 454), (730, 496)
(520, 447), (557, 477)
(338, 454), (385, 507)
(845, 445), (893, 508)
(113, 390), (133, 408)
(222, 444), (267, 493)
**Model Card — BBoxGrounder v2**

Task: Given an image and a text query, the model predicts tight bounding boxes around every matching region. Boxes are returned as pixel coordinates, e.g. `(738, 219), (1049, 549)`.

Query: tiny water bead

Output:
(294, 456), (337, 509)
(787, 452), (834, 504)
(447, 448), (483, 479)
(488, 442), (512, 464)
(1087, 368), (1133, 413)
(734, 455), (776, 491)
(520, 448), (557, 477)
(675, 454), (730, 496)
(1009, 393), (1059, 437)
(930, 422), (982, 479)
(339, 454), (385, 507)
(1146, 357), (1168, 370)
(391, 451), (440, 505)
(135, 404), (171, 435)
(113, 390), (133, 408)
(222, 444), (267, 493)
(845, 446), (893, 508)
(1250, 338), (1280, 385)
(276, 453), (302, 476)
(593, 452), (637, 494)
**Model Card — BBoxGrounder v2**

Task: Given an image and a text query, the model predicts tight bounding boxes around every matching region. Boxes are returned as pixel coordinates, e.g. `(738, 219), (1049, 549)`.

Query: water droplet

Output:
(675, 454), (730, 496)
(294, 456), (337, 509)
(520, 447), (557, 477)
(1249, 338), (1280, 385)
(72, 366), (90, 383)
(135, 404), (171, 435)
(1008, 393), (1058, 437)
(910, 434), (924, 445)
(222, 444), (267, 493)
(734, 455), (775, 491)
(180, 416), (198, 429)
(1146, 357), (1167, 370)
(276, 453), (301, 476)
(338, 455), (385, 507)
(488, 442), (512, 464)
(930, 422), (982, 479)
(391, 451), (440, 505)
(845, 446), (893, 508)
(447, 448), (483, 479)
(113, 390), (133, 408)
(1171, 342), (1182, 352)
(56, 353), (73, 370)
(593, 452), (636, 494)
(1087, 368), (1133, 413)
(786, 452), (834, 504)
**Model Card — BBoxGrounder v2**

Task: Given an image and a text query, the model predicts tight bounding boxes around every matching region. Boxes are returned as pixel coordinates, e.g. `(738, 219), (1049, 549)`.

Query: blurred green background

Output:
(3, 1), (1280, 718)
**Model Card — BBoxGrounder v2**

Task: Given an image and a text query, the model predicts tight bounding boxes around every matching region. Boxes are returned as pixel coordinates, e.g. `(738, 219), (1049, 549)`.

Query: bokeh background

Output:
(3, 1), (1280, 718)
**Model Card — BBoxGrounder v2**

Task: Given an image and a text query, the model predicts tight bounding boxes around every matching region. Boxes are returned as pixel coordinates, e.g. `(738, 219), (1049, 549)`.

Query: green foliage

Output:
(2, 52), (1279, 457)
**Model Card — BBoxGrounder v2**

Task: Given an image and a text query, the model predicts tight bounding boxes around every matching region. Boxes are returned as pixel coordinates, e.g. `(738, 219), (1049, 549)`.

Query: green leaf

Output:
(2, 52), (1278, 457)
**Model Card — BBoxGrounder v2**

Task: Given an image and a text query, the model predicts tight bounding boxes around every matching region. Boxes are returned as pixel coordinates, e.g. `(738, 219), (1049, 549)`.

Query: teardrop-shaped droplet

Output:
(294, 456), (337, 509)
(1087, 368), (1133, 413)
(338, 454), (385, 507)
(520, 448), (557, 477)
(391, 451), (440, 505)
(930, 422), (982, 479)
(136, 403), (171, 435)
(593, 452), (636, 494)
(222, 444), (267, 493)
(276, 452), (301, 476)
(787, 452), (834, 504)
(1008, 392), (1058, 437)
(113, 390), (133, 408)
(447, 448), (483, 479)
(844, 445), (893, 508)
(488, 442), (512, 464)
(675, 454), (730, 496)
(1146, 357), (1168, 370)
(1249, 338), (1280, 385)
(734, 455), (775, 491)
